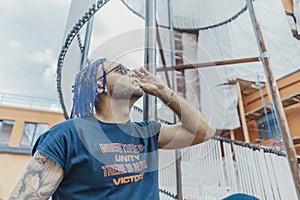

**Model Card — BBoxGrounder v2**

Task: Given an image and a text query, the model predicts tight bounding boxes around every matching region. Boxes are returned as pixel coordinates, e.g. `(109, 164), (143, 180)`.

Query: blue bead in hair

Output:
(102, 69), (107, 94)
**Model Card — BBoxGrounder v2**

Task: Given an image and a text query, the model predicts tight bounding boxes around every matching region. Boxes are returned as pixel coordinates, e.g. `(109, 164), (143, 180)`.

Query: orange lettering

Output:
(132, 160), (147, 172)
(125, 164), (134, 173)
(113, 178), (121, 186)
(123, 177), (131, 184)
(102, 164), (126, 177)
(115, 154), (140, 162)
(112, 173), (144, 186)
(99, 143), (123, 153)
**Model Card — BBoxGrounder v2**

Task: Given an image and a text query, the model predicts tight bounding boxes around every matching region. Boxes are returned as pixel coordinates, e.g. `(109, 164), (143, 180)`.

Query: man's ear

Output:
(97, 81), (107, 94)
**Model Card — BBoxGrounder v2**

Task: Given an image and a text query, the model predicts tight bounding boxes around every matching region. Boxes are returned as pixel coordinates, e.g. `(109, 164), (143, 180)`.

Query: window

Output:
(20, 123), (48, 147)
(0, 120), (14, 145)
(257, 113), (279, 140)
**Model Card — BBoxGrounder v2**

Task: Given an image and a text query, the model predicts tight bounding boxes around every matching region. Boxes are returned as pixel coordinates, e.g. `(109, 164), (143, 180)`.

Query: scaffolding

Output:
(144, 0), (299, 198)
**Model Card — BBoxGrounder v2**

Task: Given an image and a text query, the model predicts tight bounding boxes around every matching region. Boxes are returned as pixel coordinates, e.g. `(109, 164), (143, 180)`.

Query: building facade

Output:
(0, 104), (64, 199)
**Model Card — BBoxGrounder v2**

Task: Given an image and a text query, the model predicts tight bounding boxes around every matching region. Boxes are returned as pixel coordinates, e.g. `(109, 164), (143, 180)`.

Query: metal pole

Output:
(80, 17), (94, 70)
(168, 0), (175, 67)
(143, 0), (157, 121)
(156, 22), (171, 88)
(156, 57), (260, 72)
(246, 0), (300, 197)
(167, 0), (183, 199)
(167, 0), (177, 125)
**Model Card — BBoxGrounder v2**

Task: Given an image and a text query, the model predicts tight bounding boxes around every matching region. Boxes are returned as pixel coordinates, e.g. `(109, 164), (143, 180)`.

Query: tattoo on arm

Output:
(8, 151), (64, 200)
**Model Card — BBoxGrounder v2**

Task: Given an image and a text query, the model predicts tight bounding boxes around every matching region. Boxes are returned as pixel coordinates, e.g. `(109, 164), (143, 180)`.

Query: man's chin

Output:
(132, 89), (143, 99)
(111, 87), (143, 99)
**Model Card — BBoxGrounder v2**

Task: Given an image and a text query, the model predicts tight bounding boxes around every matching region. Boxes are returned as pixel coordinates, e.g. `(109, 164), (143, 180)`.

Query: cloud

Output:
(25, 49), (58, 89)
(7, 40), (21, 49)
(28, 49), (56, 64)
(0, 0), (70, 100)
(43, 62), (57, 81)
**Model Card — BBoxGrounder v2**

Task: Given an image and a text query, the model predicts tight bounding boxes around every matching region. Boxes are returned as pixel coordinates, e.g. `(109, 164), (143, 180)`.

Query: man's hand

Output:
(131, 67), (216, 149)
(132, 67), (167, 97)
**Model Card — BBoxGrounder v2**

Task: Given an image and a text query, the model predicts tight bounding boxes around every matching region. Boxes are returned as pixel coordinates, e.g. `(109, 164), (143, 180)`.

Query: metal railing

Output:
(0, 92), (62, 112)
(158, 136), (300, 200)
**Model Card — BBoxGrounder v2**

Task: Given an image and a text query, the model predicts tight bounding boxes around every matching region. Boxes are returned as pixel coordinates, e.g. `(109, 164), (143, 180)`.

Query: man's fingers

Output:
(133, 69), (145, 79)
(139, 83), (154, 91)
(133, 67), (151, 78)
(132, 79), (148, 89)
(132, 79), (142, 86)
(132, 79), (155, 92)
(139, 67), (150, 75)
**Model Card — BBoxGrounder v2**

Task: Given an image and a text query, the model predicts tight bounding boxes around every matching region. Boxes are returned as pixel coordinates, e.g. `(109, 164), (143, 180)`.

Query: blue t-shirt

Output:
(32, 116), (161, 200)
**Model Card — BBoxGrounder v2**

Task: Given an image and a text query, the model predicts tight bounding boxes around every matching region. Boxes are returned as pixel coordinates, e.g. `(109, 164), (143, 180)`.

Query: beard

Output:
(107, 82), (143, 100)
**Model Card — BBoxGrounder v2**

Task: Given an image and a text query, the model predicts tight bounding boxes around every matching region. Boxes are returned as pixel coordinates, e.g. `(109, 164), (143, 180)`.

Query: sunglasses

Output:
(98, 63), (130, 94)
(97, 64), (130, 81)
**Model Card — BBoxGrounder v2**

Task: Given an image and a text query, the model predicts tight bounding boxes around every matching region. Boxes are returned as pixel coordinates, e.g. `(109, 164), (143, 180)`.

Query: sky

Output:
(0, 0), (143, 103)
(0, 0), (71, 100)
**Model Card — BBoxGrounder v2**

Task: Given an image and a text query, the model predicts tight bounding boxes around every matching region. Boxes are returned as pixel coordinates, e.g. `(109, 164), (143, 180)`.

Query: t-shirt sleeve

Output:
(32, 122), (72, 171)
(149, 120), (161, 139)
(147, 121), (161, 141)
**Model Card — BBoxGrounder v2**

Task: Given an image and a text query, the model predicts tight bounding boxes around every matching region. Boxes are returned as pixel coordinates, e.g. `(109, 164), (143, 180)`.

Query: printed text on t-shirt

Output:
(99, 143), (147, 186)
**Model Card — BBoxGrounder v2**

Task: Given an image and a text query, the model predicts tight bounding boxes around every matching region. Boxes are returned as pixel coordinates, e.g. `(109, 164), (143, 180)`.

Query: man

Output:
(9, 58), (215, 199)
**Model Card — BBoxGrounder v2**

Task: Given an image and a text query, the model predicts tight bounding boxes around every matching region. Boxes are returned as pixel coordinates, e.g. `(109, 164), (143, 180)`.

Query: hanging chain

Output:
(77, 34), (84, 53)
(120, 0), (248, 31)
(159, 188), (178, 199)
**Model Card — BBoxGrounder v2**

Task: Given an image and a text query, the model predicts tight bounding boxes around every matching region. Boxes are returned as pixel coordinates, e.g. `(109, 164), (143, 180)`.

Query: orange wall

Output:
(0, 106), (65, 147)
(243, 70), (300, 141)
(231, 70), (300, 154)
(0, 106), (65, 199)
(243, 70), (300, 115)
(0, 154), (31, 199)
(286, 104), (300, 139)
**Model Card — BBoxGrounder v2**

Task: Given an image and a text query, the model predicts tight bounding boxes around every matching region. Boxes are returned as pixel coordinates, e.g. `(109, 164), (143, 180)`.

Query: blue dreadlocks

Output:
(70, 58), (106, 118)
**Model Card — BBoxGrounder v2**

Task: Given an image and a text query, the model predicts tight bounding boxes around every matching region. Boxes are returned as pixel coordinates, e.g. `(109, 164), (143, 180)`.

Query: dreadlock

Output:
(70, 58), (106, 118)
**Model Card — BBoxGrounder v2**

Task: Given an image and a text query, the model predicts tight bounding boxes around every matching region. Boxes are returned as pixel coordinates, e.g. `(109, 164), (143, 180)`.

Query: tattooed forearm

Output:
(35, 153), (48, 165)
(8, 151), (64, 200)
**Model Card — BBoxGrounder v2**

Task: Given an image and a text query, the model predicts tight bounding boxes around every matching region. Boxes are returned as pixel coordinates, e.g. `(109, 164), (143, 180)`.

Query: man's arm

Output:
(8, 151), (63, 200)
(157, 88), (215, 149)
(133, 67), (216, 149)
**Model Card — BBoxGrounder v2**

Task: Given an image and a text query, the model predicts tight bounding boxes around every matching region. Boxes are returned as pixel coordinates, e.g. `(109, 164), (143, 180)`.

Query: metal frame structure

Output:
(143, 0), (157, 121)
(146, 0), (300, 199)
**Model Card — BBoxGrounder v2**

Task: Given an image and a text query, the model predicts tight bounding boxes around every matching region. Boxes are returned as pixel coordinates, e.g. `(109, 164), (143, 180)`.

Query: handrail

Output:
(0, 92), (62, 112)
